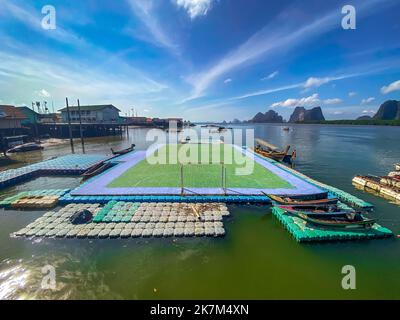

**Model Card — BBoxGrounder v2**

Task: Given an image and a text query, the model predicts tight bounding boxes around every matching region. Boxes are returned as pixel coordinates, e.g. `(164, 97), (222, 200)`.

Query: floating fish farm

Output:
(12, 202), (229, 239)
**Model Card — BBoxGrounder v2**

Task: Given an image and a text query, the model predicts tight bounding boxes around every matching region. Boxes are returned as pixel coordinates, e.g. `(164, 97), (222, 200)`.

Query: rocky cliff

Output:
(250, 110), (283, 123)
(289, 106), (325, 122)
(373, 100), (400, 120)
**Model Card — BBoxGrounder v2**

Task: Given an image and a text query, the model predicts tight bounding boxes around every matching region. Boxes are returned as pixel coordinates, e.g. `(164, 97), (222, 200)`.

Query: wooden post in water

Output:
(65, 97), (75, 154)
(77, 99), (85, 153)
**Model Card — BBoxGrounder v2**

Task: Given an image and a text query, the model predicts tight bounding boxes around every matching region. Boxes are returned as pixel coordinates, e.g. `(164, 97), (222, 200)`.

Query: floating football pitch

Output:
(71, 144), (323, 196)
(109, 144), (291, 189)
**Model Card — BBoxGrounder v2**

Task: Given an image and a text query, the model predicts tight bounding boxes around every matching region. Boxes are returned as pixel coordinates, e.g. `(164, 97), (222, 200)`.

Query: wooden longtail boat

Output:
(297, 213), (376, 229)
(254, 138), (293, 162)
(255, 145), (291, 161)
(7, 142), (43, 153)
(268, 194), (338, 206)
(82, 162), (113, 180)
(111, 144), (135, 156)
(278, 205), (354, 217)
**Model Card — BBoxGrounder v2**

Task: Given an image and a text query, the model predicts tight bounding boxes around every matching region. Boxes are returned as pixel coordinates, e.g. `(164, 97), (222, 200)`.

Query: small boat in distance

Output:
(7, 142), (44, 153)
(283, 127), (290, 131)
(395, 163), (400, 171)
(111, 144), (135, 156)
(267, 194), (338, 206)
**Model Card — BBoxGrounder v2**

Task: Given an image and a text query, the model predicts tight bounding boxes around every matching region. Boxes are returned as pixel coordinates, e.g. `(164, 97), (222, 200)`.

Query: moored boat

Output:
(7, 142), (44, 153)
(268, 194), (338, 206)
(395, 163), (400, 171)
(82, 161), (113, 180)
(297, 213), (376, 229)
(111, 144), (135, 156)
(278, 204), (355, 217)
(254, 138), (294, 163)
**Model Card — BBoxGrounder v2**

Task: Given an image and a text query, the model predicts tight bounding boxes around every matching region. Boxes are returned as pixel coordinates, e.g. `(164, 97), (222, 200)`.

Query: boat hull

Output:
(298, 213), (375, 229)
(268, 194), (338, 206)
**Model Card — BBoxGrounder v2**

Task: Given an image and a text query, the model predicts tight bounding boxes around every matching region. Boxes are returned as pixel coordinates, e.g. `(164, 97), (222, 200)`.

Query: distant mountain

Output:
(373, 100), (400, 120)
(289, 106), (325, 122)
(250, 110), (283, 123)
(356, 115), (372, 120)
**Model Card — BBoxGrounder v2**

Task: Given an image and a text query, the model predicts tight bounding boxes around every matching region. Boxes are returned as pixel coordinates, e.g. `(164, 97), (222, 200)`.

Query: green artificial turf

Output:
(108, 144), (293, 189)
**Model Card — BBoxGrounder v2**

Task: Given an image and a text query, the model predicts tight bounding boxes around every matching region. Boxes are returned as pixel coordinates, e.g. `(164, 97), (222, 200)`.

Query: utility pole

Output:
(31, 102), (39, 139)
(77, 99), (85, 153)
(65, 97), (74, 154)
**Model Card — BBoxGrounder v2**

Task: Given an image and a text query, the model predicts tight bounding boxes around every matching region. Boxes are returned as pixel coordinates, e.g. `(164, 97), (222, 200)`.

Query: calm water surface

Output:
(0, 124), (399, 299)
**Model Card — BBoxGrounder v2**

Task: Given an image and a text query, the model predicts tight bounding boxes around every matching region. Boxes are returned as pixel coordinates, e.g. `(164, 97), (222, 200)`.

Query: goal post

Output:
(179, 161), (226, 195)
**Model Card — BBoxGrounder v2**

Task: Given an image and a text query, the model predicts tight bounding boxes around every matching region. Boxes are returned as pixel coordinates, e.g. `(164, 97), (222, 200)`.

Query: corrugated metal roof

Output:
(0, 105), (27, 119)
(58, 104), (121, 112)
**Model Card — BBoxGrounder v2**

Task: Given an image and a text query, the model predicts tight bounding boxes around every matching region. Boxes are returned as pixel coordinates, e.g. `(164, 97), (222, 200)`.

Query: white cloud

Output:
(270, 94), (341, 108)
(381, 80), (400, 94)
(224, 78), (232, 84)
(348, 91), (357, 97)
(302, 74), (362, 90)
(323, 98), (342, 105)
(37, 89), (51, 98)
(0, 0), (88, 47)
(184, 0), (394, 101)
(184, 9), (342, 100)
(127, 0), (176, 50)
(303, 77), (333, 89)
(0, 50), (168, 111)
(362, 109), (376, 114)
(271, 93), (320, 108)
(228, 73), (360, 102)
(261, 71), (279, 81)
(174, 0), (214, 19)
(361, 97), (375, 104)
(230, 83), (303, 101)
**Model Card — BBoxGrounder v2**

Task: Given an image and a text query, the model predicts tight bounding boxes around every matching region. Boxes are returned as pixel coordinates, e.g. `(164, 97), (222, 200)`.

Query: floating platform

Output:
(272, 206), (393, 243)
(252, 150), (374, 209)
(60, 193), (271, 204)
(12, 202), (229, 239)
(352, 175), (400, 204)
(0, 189), (69, 209)
(0, 154), (110, 190)
(70, 144), (326, 200)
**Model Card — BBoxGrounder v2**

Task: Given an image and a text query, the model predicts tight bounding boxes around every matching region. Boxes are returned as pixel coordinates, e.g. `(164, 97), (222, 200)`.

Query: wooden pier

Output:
(36, 122), (126, 138)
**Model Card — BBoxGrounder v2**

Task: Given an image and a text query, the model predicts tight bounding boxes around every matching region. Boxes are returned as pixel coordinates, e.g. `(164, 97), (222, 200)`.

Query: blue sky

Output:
(0, 0), (399, 121)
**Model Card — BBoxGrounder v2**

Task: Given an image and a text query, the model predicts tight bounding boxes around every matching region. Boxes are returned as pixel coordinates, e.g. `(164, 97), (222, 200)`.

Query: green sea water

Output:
(0, 124), (399, 299)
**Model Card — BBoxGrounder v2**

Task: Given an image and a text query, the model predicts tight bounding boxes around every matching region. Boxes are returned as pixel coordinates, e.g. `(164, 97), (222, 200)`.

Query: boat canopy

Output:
(255, 138), (278, 151)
